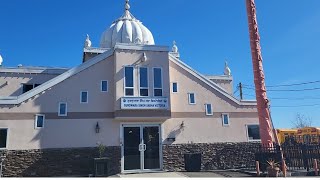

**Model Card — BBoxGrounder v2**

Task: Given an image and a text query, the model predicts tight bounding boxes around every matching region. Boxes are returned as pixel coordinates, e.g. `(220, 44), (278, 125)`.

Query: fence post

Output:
(256, 161), (260, 177)
(301, 144), (309, 171)
(282, 159), (287, 177)
(314, 159), (318, 176)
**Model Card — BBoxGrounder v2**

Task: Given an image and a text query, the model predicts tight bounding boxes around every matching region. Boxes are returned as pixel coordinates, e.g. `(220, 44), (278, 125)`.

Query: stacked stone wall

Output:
(163, 142), (260, 171)
(1, 146), (121, 177)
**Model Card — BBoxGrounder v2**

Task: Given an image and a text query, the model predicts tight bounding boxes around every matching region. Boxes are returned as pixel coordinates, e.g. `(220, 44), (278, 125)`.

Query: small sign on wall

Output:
(121, 97), (168, 110)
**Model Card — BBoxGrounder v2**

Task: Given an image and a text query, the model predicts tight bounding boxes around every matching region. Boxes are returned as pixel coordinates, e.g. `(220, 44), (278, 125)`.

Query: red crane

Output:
(245, 0), (274, 147)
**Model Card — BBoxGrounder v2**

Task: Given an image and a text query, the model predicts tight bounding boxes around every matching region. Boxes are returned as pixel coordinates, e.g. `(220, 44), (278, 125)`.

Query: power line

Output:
(242, 80), (320, 88)
(272, 104), (320, 108)
(242, 86), (320, 92)
(242, 93), (320, 100)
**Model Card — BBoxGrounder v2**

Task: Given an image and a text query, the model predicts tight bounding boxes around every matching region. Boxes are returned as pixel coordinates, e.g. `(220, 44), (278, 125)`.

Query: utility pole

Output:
(239, 82), (243, 100)
(245, 0), (274, 147)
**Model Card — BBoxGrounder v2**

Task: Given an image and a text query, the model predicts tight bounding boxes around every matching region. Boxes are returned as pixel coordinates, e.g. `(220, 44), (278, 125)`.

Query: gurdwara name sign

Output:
(121, 97), (168, 110)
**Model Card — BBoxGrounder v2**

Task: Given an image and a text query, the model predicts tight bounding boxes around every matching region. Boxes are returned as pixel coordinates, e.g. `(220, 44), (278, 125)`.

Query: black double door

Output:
(123, 125), (161, 171)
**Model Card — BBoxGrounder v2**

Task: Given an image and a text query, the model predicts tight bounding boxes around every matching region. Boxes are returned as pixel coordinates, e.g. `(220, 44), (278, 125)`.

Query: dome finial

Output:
(0, 52), (3, 66)
(224, 60), (231, 76)
(84, 34), (92, 48)
(172, 41), (178, 53)
(125, 0), (130, 11)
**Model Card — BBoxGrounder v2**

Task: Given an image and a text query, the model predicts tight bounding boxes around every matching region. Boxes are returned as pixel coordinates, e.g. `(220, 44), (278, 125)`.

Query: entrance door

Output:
(122, 125), (161, 172)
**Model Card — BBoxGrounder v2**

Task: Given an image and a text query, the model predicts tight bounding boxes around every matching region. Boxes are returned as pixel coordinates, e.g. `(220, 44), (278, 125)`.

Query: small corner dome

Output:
(100, 0), (155, 48)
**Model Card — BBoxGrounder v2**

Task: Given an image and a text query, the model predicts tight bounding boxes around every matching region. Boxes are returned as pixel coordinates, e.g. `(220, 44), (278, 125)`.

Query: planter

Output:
(267, 167), (280, 177)
(94, 157), (110, 177)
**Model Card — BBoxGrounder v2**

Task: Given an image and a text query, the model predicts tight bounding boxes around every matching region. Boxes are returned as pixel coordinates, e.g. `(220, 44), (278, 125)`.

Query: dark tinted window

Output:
(139, 67), (148, 88)
(101, 81), (108, 92)
(81, 91), (88, 103)
(36, 115), (44, 128)
(125, 67), (134, 87)
(23, 84), (34, 93)
(0, 129), (8, 148)
(172, 83), (178, 93)
(153, 68), (162, 88)
(247, 125), (260, 140)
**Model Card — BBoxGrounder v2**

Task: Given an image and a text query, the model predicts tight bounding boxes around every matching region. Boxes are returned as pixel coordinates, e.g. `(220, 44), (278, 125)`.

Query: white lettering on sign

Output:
(121, 97), (169, 110)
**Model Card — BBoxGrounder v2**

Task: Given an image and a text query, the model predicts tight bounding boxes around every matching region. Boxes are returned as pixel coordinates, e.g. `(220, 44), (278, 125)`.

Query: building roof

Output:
(100, 0), (155, 48)
(0, 44), (256, 106)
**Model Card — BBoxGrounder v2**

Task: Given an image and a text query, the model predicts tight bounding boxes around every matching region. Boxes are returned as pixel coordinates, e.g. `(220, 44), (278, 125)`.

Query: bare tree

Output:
(291, 113), (312, 128)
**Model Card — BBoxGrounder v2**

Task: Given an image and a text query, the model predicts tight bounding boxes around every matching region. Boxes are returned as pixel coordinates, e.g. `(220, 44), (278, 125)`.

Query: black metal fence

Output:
(254, 143), (320, 172)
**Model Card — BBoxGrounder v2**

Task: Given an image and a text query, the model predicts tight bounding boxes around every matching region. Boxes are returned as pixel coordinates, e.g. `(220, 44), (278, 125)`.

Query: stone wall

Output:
(163, 143), (260, 171)
(1, 146), (121, 177)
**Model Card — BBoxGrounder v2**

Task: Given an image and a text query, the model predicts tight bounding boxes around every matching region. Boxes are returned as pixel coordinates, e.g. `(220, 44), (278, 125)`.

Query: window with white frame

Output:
(188, 93), (196, 104)
(153, 68), (162, 96)
(172, 82), (178, 93)
(124, 66), (134, 96)
(101, 80), (108, 92)
(247, 124), (261, 141)
(80, 91), (88, 103)
(205, 104), (213, 115)
(222, 113), (230, 126)
(0, 128), (8, 149)
(139, 67), (148, 96)
(35, 114), (45, 128)
(58, 102), (67, 116)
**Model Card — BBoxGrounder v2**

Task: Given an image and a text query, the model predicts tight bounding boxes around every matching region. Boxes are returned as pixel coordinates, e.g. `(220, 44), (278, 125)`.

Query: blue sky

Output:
(0, 0), (319, 128)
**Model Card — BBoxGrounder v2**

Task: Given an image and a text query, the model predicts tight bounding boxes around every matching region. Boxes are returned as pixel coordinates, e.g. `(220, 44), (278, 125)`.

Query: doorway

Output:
(121, 124), (161, 173)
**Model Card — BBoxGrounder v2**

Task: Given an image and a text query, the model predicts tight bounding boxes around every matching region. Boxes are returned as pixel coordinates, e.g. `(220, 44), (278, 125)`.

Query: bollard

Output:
(256, 161), (260, 177)
(282, 159), (287, 177)
(314, 159), (318, 176)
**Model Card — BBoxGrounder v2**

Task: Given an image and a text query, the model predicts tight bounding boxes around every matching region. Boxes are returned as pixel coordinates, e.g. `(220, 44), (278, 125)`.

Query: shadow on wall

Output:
(164, 121), (185, 145)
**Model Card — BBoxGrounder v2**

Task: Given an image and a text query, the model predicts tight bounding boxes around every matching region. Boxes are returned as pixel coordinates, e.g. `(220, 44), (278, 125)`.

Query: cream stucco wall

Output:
(0, 47), (259, 150)
(1, 119), (119, 150)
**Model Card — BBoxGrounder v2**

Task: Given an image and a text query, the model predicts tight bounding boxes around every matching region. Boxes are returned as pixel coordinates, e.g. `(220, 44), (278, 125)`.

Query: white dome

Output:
(100, 1), (155, 48)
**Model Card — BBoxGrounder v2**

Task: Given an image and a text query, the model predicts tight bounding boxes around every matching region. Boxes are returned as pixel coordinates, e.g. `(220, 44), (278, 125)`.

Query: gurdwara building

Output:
(0, 0), (260, 176)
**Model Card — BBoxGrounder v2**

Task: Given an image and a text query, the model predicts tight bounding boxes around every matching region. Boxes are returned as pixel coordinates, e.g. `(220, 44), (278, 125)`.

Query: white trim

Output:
(245, 124), (261, 142)
(114, 43), (169, 52)
(169, 54), (257, 106)
(171, 82), (178, 93)
(34, 114), (45, 129)
(188, 93), (196, 105)
(205, 104), (213, 116)
(138, 67), (149, 97)
(0, 49), (114, 105)
(101, 80), (108, 92)
(80, 91), (89, 104)
(0, 128), (8, 149)
(58, 102), (68, 117)
(221, 113), (230, 126)
(152, 67), (163, 97)
(124, 66), (135, 97)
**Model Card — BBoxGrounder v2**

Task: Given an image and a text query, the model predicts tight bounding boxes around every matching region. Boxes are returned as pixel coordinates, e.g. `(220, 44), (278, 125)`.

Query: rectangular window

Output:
(205, 104), (213, 115)
(222, 113), (230, 126)
(80, 91), (88, 103)
(0, 129), (8, 149)
(101, 80), (108, 92)
(153, 68), (162, 97)
(22, 84), (34, 93)
(35, 114), (45, 128)
(247, 124), (261, 141)
(58, 102), (67, 116)
(172, 82), (178, 93)
(188, 93), (196, 104)
(139, 67), (149, 96)
(125, 66), (134, 96)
